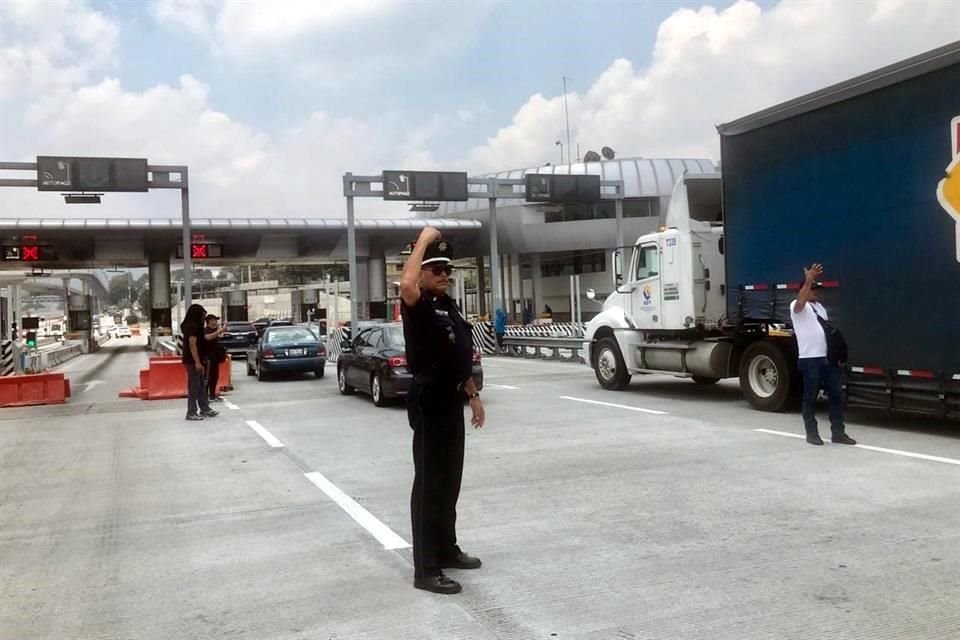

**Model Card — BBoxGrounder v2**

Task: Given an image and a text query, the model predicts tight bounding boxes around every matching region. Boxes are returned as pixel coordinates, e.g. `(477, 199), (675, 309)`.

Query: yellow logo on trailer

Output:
(936, 115), (960, 263)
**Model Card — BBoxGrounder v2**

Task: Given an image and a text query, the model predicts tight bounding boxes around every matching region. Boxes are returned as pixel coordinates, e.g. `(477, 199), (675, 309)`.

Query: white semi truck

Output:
(582, 46), (959, 420)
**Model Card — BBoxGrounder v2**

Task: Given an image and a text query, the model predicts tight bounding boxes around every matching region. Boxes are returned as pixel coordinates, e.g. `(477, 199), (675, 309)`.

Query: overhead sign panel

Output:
(2, 243), (56, 262)
(37, 156), (148, 192)
(524, 174), (601, 204)
(382, 170), (468, 202)
(176, 242), (223, 259)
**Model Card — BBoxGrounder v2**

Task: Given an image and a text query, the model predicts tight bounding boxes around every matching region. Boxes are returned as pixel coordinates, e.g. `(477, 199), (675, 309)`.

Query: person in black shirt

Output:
(204, 314), (227, 402)
(401, 227), (485, 595)
(181, 304), (218, 421)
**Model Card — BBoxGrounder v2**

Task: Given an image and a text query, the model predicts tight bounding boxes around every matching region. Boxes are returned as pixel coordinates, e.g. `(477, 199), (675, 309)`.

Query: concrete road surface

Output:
(1, 348), (958, 639)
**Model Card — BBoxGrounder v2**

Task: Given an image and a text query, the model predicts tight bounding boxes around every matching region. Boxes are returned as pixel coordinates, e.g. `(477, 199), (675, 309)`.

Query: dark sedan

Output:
(220, 321), (259, 356)
(337, 322), (483, 407)
(246, 326), (326, 381)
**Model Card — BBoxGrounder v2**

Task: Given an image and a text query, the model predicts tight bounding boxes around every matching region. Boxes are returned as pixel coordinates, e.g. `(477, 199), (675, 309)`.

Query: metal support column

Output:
(345, 173), (359, 331)
(615, 197), (624, 250)
(531, 253), (544, 318)
(181, 168), (192, 304)
(476, 256), (487, 318)
(488, 184), (502, 317)
(505, 254), (514, 320)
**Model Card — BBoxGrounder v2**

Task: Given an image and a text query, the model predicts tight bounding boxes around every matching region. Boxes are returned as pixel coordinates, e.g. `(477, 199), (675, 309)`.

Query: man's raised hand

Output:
(804, 263), (824, 284)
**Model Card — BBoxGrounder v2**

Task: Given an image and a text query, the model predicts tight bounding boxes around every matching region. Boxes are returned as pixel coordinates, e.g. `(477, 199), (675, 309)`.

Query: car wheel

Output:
(593, 337), (631, 390)
(315, 367), (325, 379)
(338, 366), (355, 395)
(256, 360), (268, 382)
(371, 373), (388, 407)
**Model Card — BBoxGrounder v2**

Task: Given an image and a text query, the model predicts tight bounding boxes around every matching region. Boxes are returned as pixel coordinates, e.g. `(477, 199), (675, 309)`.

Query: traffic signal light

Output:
(26, 331), (37, 348)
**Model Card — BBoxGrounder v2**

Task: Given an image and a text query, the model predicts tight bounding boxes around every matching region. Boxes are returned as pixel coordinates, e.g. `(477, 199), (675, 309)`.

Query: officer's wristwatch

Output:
(467, 392), (480, 400)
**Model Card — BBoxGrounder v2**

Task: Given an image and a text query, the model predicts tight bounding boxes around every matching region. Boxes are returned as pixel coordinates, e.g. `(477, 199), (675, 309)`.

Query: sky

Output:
(0, 0), (957, 220)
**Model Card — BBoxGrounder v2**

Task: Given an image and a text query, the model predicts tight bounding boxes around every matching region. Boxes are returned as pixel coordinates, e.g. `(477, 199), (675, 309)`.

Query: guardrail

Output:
(500, 335), (587, 363)
(24, 343), (83, 373)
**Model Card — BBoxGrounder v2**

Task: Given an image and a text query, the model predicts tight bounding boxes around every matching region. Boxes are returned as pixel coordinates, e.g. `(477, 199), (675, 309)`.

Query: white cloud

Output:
(0, 0), (118, 97)
(1, 74), (440, 219)
(464, 0), (959, 173)
(149, 0), (495, 86)
(151, 0), (219, 39)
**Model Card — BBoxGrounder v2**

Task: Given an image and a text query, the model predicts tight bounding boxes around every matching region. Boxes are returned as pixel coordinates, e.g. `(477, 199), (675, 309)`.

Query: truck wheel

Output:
(593, 337), (631, 391)
(692, 376), (720, 385)
(739, 341), (793, 412)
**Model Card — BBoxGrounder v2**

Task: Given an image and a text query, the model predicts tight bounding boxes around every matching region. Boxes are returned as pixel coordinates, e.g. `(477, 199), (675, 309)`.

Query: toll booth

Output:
(223, 290), (248, 322)
(292, 289), (321, 324)
(67, 294), (97, 353)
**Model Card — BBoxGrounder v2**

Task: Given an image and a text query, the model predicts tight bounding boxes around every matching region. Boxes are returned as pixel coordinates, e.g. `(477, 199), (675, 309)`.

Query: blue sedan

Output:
(246, 326), (326, 381)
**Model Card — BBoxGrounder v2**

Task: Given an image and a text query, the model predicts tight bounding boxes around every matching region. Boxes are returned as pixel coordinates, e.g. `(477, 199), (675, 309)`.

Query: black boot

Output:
(806, 433), (824, 446)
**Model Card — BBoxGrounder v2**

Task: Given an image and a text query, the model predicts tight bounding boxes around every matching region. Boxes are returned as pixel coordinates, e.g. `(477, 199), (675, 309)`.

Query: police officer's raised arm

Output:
(400, 226), (442, 307)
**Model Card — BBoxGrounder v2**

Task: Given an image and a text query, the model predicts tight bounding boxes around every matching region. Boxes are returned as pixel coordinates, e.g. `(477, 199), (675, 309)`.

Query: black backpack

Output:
(814, 310), (848, 366)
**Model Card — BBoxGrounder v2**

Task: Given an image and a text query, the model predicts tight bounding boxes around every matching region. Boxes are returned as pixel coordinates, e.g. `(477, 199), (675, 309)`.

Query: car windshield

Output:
(266, 328), (316, 346)
(384, 326), (405, 347)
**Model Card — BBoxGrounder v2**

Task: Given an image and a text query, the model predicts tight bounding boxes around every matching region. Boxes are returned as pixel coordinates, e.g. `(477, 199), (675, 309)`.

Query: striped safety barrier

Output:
(472, 323), (496, 355)
(326, 328), (351, 363)
(1, 340), (14, 376)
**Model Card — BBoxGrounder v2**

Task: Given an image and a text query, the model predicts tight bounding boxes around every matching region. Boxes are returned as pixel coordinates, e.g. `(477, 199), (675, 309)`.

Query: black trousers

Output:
(206, 359), (220, 398)
(407, 382), (465, 578)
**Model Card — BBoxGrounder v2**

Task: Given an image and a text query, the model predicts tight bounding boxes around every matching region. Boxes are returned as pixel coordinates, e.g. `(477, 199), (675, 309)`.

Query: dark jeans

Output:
(185, 362), (210, 416)
(407, 382), (465, 578)
(798, 357), (845, 436)
(206, 359), (220, 399)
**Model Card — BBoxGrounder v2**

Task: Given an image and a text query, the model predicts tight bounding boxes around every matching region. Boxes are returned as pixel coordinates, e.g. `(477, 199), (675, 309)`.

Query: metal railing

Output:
(499, 335), (587, 363)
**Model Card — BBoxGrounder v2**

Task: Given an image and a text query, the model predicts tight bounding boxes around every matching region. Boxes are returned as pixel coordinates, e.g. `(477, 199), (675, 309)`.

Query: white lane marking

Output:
(560, 395), (667, 415)
(755, 428), (805, 439)
(304, 471), (410, 550)
(223, 399), (239, 410)
(486, 383), (519, 390)
(245, 420), (284, 448)
(754, 429), (960, 466)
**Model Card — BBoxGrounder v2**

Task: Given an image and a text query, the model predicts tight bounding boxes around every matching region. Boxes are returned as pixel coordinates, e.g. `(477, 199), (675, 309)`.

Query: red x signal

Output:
(191, 243), (208, 259)
(21, 245), (40, 261)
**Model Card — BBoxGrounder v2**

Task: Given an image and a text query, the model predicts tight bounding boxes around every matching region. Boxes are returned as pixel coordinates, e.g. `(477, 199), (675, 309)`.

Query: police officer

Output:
(400, 226), (485, 595)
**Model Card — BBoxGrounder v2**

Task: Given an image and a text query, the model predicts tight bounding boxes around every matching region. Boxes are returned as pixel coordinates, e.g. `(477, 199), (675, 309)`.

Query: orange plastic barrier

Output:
(119, 357), (233, 400)
(0, 372), (70, 408)
(217, 355), (233, 393)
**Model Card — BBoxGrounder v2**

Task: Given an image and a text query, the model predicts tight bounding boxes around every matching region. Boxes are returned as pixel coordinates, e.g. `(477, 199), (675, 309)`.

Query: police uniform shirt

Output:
(402, 292), (473, 386)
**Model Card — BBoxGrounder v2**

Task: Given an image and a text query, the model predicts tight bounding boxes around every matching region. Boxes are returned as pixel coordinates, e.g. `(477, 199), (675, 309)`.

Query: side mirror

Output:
(586, 288), (597, 301)
(612, 250), (624, 286)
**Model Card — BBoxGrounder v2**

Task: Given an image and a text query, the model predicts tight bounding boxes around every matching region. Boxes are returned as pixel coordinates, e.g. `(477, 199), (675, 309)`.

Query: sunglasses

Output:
(424, 264), (453, 277)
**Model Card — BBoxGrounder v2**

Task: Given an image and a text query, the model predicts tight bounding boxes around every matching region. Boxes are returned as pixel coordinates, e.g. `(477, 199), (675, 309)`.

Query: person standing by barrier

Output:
(790, 263), (855, 446)
(204, 314), (227, 402)
(181, 304), (218, 421)
(401, 227), (485, 595)
(494, 308), (507, 352)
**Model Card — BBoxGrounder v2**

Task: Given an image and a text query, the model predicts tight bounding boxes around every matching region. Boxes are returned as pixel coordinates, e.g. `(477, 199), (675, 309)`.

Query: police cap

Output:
(421, 240), (454, 267)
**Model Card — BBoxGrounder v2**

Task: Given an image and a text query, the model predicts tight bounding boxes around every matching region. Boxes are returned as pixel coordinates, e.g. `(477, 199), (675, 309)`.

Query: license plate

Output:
(288, 348), (305, 356)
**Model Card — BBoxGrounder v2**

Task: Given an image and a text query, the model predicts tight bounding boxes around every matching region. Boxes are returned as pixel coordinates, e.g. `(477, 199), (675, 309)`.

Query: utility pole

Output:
(563, 76), (572, 166)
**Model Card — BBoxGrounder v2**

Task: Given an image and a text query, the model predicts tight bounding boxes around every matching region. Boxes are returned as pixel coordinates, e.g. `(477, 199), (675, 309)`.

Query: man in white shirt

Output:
(790, 263), (856, 446)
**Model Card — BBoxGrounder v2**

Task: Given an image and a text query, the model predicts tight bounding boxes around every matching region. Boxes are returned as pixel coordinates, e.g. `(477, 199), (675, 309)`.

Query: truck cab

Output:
(585, 173), (753, 391)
